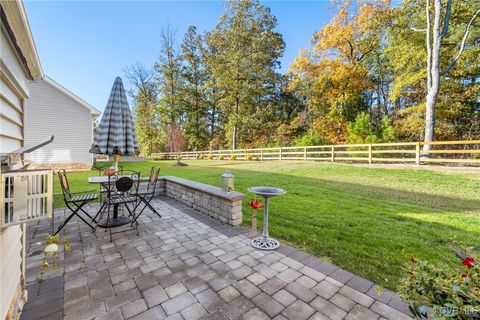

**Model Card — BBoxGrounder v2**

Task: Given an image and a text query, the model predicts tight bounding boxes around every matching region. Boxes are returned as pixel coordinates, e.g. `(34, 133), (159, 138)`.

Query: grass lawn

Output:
(55, 160), (480, 290)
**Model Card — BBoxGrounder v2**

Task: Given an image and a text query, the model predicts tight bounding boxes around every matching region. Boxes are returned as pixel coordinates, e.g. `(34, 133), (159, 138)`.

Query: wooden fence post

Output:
(331, 146), (335, 162)
(415, 142), (421, 165)
(279, 147), (282, 161)
(304, 147), (307, 160)
(368, 144), (372, 164)
(260, 148), (263, 161)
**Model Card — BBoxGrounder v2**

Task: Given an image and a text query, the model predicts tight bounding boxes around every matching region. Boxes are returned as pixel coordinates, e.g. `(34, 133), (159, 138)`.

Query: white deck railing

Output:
(1, 170), (53, 228)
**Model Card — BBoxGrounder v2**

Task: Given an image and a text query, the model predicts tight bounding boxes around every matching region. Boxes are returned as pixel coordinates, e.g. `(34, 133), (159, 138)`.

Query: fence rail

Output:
(151, 140), (480, 165)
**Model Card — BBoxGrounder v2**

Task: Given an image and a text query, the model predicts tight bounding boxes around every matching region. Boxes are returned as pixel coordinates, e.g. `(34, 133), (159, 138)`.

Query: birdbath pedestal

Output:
(248, 186), (286, 251)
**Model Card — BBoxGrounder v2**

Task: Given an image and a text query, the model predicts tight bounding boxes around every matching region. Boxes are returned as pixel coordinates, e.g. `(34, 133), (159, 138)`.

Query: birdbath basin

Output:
(248, 186), (286, 250)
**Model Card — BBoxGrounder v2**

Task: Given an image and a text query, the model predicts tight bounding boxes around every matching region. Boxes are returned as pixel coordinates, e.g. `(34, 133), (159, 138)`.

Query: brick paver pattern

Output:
(21, 198), (413, 320)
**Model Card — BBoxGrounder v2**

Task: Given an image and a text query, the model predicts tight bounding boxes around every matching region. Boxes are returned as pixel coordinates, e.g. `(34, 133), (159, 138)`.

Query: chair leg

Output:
(92, 202), (106, 222)
(77, 205), (96, 223)
(131, 195), (160, 224)
(94, 201), (107, 232)
(55, 201), (94, 234)
(72, 201), (95, 230)
(106, 204), (111, 233)
(54, 211), (76, 235)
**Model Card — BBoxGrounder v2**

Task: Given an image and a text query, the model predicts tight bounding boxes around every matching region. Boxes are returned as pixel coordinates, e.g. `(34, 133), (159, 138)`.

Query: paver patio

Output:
(21, 197), (413, 320)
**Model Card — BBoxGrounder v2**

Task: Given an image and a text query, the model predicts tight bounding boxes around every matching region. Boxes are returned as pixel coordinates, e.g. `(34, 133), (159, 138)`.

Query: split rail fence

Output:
(151, 140), (480, 165)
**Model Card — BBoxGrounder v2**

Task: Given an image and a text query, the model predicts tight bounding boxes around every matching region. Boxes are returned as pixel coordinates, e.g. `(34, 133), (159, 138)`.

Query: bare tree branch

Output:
(440, 0), (453, 39)
(124, 62), (154, 97)
(426, 0), (432, 90)
(441, 10), (480, 75)
(410, 27), (427, 32)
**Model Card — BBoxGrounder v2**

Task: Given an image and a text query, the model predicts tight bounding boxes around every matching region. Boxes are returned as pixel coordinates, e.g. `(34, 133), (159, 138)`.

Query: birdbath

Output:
(248, 186), (286, 250)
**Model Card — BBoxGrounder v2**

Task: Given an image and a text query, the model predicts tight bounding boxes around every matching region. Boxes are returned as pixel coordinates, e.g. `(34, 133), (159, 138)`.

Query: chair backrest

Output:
(116, 177), (133, 192)
(57, 169), (71, 199)
(147, 167), (160, 191)
(106, 170), (140, 196)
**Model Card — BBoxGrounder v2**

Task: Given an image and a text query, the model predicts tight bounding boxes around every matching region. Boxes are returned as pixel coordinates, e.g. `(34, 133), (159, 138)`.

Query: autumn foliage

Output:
(129, 0), (479, 154)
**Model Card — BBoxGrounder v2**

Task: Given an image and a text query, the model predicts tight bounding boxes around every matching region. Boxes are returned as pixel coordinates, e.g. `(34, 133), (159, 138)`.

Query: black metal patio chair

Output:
(95, 170), (140, 240)
(55, 170), (98, 234)
(131, 167), (161, 224)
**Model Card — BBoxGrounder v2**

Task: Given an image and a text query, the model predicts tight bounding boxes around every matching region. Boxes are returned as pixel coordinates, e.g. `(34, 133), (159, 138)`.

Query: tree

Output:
(167, 123), (187, 166)
(206, 0), (285, 149)
(347, 112), (396, 144)
(386, 0), (480, 142)
(421, 0), (479, 149)
(202, 34), (224, 147)
(154, 24), (184, 151)
(406, 0), (479, 148)
(180, 26), (209, 151)
(288, 0), (393, 143)
(125, 63), (161, 155)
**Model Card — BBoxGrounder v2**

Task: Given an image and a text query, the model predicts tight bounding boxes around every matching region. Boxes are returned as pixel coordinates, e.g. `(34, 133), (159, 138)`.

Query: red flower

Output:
(410, 256), (416, 264)
(462, 256), (475, 269)
(462, 273), (470, 278)
(248, 199), (264, 209)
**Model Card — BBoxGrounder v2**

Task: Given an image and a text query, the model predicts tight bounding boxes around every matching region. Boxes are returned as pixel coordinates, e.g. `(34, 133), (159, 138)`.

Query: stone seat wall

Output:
(153, 176), (245, 226)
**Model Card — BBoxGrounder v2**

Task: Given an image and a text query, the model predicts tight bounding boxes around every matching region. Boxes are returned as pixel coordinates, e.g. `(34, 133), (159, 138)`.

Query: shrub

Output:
(347, 112), (397, 144)
(246, 154), (254, 161)
(398, 252), (479, 319)
(230, 155), (237, 160)
(207, 154), (213, 160)
(347, 112), (378, 144)
(294, 132), (323, 146)
(197, 155), (204, 160)
(218, 155), (225, 160)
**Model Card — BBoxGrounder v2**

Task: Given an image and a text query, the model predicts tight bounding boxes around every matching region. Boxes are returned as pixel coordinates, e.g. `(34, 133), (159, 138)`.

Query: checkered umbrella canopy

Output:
(90, 77), (139, 156)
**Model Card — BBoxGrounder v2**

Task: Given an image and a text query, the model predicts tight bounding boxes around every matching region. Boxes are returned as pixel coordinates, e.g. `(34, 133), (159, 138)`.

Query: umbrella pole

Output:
(113, 154), (121, 171)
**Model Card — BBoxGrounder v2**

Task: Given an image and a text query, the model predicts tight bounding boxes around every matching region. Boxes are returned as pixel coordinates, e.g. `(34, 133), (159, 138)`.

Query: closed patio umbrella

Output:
(90, 76), (139, 169)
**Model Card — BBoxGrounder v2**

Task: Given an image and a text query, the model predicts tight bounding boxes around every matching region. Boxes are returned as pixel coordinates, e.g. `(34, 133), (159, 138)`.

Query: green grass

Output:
(56, 160), (480, 290)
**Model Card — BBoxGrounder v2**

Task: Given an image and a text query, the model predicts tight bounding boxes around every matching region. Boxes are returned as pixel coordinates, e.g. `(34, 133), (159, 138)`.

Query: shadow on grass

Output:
(54, 160), (480, 289)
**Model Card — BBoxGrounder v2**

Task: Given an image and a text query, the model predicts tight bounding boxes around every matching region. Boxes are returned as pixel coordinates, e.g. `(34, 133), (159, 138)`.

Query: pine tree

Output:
(180, 26), (209, 151)
(154, 25), (184, 151)
(206, 0), (285, 149)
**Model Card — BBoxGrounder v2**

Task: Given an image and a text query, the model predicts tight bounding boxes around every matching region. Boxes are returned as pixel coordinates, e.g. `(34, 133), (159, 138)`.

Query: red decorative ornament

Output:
(462, 256), (475, 269)
(248, 199), (264, 209)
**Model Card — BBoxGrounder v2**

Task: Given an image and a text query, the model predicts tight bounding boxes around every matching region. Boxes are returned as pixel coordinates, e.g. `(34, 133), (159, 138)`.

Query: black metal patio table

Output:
(88, 175), (147, 228)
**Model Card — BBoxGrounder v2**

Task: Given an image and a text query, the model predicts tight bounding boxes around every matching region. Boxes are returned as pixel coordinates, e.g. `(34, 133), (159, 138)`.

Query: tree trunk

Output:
(423, 0), (441, 152)
(232, 95), (239, 150)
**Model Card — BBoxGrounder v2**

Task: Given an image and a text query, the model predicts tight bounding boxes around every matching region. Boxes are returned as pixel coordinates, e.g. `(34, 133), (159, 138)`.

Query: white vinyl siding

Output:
(24, 79), (95, 165)
(0, 26), (27, 320)
(0, 225), (23, 319)
(1, 27), (27, 152)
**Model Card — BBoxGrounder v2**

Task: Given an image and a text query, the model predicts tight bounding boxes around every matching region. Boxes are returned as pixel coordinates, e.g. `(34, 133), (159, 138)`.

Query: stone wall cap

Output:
(162, 176), (246, 201)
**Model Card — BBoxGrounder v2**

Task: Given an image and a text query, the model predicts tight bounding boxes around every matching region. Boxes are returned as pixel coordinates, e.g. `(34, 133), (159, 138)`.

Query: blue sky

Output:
(24, 1), (336, 112)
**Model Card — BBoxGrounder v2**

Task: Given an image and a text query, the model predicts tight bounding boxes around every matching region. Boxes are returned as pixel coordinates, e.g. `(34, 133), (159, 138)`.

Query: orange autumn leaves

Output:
(287, 0), (393, 144)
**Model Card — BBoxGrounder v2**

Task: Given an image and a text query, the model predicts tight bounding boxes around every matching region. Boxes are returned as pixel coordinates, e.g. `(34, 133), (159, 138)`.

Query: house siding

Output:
(24, 79), (95, 168)
(1, 27), (26, 152)
(0, 26), (28, 320)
